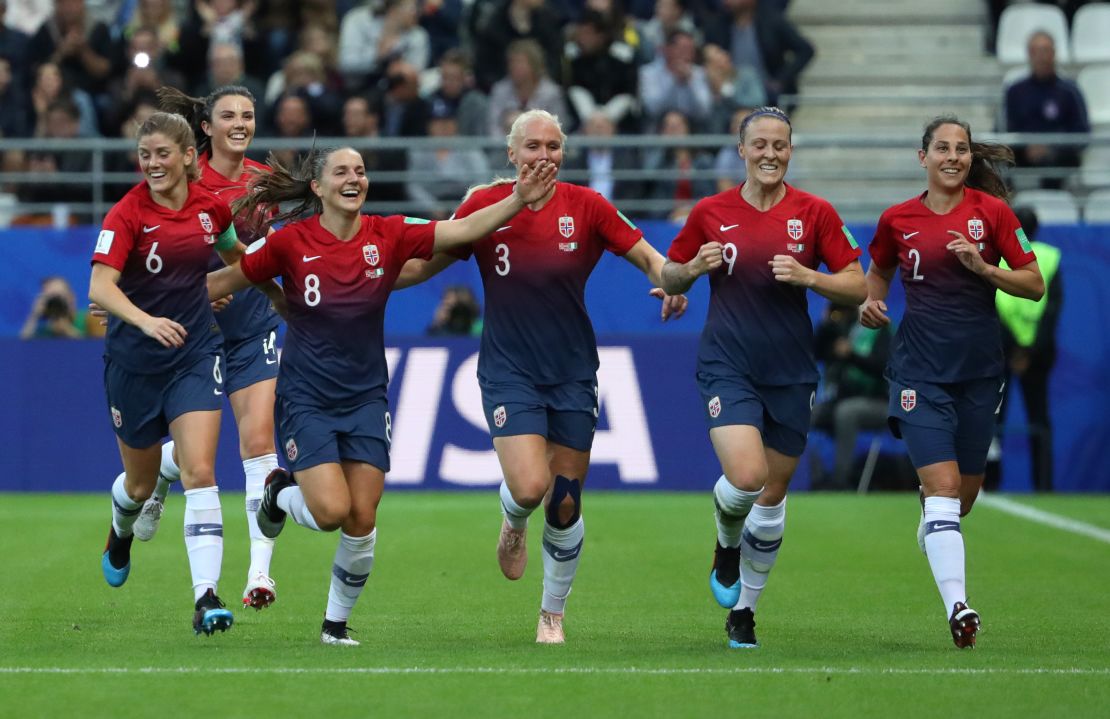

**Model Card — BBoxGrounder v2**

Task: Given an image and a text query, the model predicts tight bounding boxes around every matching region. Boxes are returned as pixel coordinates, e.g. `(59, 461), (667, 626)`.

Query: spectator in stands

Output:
(637, 0), (700, 64)
(703, 42), (766, 134)
(407, 98), (491, 217)
(420, 0), (464, 65)
(702, 0), (814, 108)
(563, 9), (639, 133)
(426, 285), (482, 336)
(582, 0), (645, 63)
(469, 0), (564, 92)
(1005, 30), (1090, 189)
(989, 206), (1062, 492)
(0, 54), (29, 139)
(120, 0), (182, 58)
(486, 38), (568, 137)
(265, 51), (344, 135)
(638, 29), (712, 132)
(425, 48), (489, 137)
(338, 0), (431, 93)
(106, 27), (185, 130)
(20, 97), (94, 213)
(296, 24), (345, 94)
(0, 0), (30, 87)
(562, 111), (641, 202)
(643, 109), (714, 220)
(20, 275), (91, 339)
(195, 41), (265, 103)
(713, 105), (752, 192)
(178, 0), (264, 91)
(106, 91), (160, 200)
(341, 93), (407, 203)
(811, 303), (892, 490)
(26, 0), (113, 103)
(29, 61), (98, 136)
(268, 92), (313, 168)
(379, 58), (429, 138)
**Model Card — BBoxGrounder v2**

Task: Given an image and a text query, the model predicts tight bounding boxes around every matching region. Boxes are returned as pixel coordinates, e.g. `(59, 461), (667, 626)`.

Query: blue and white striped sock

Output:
(325, 530), (376, 623)
(184, 486), (223, 602)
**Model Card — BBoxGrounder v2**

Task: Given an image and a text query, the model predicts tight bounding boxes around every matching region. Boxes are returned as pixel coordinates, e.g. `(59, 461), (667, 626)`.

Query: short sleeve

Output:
(868, 210), (898, 270)
(240, 227), (286, 283)
(589, 192), (642, 255)
(992, 202), (1037, 269)
(666, 201), (708, 263)
(387, 216), (437, 263)
(815, 201), (860, 272)
(92, 200), (138, 271)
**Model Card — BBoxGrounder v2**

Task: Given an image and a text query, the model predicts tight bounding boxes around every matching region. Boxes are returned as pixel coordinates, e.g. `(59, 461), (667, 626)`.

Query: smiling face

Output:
(919, 122), (971, 192)
(137, 131), (195, 196)
(312, 148), (369, 216)
(202, 93), (255, 159)
(738, 115), (792, 189)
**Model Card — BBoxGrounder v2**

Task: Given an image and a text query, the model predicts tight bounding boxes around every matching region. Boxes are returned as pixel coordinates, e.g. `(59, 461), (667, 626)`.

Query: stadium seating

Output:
(1072, 3), (1110, 64)
(1012, 189), (1082, 223)
(1077, 64), (1110, 127)
(1082, 188), (1110, 223)
(996, 4), (1070, 65)
(1079, 145), (1110, 188)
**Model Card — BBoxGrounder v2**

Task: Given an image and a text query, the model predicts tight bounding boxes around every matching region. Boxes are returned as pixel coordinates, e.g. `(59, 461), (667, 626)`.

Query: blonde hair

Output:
(462, 110), (566, 203)
(137, 111), (200, 181)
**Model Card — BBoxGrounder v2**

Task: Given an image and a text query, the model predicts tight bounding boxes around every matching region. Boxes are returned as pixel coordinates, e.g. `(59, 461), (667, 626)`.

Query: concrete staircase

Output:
(782, 0), (1003, 221)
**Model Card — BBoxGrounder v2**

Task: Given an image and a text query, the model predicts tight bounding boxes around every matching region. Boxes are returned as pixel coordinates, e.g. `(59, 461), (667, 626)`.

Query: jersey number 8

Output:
(304, 273), (321, 306)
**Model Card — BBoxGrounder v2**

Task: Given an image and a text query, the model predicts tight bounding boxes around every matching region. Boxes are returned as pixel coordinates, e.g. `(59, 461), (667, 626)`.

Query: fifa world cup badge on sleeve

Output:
(708, 396), (722, 418)
(901, 389), (917, 412)
(493, 405), (507, 428)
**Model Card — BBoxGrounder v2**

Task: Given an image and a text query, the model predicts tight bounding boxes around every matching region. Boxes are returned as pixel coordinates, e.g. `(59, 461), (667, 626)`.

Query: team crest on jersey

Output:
(559, 242), (578, 252)
(558, 215), (575, 238)
(787, 218), (804, 240)
(708, 396), (721, 418)
(900, 389), (917, 412)
(110, 406), (122, 428)
(363, 243), (380, 266)
(198, 212), (214, 233)
(493, 405), (507, 428)
(967, 218), (984, 241)
(285, 438), (298, 462)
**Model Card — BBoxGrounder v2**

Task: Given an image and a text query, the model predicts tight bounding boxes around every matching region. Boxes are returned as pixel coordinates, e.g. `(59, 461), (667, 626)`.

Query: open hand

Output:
(139, 316), (187, 348)
(513, 161), (557, 204)
(649, 288), (688, 321)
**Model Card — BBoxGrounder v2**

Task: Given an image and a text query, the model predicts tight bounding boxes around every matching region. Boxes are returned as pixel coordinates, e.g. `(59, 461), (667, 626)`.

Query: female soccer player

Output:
(861, 116), (1043, 648)
(130, 85), (284, 612)
(397, 109), (688, 644)
(661, 106), (866, 649)
(206, 146), (556, 645)
(91, 112), (241, 636)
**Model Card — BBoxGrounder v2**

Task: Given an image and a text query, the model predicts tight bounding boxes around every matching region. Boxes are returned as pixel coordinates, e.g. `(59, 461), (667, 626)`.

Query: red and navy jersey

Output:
(870, 187), (1037, 382)
(197, 154), (278, 342)
(453, 182), (642, 384)
(668, 184), (860, 385)
(92, 182), (232, 374)
(240, 214), (436, 408)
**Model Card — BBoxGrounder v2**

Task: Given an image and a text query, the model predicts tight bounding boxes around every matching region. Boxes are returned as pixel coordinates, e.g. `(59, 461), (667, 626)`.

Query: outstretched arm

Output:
(432, 161), (556, 251)
(395, 253), (461, 290)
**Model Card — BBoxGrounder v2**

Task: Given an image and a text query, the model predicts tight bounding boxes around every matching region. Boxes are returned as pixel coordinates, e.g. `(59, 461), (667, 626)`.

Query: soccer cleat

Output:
(949, 601), (980, 649)
(726, 608), (758, 649)
(193, 588), (234, 636)
(101, 527), (133, 587)
(242, 572), (276, 610)
(496, 518), (527, 580)
(536, 610), (565, 644)
(133, 495), (165, 542)
(709, 541), (742, 608)
(257, 468), (295, 539)
(321, 619), (359, 646)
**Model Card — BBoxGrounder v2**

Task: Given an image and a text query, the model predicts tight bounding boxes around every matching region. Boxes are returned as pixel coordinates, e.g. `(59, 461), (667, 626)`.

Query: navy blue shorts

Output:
(696, 372), (816, 457)
(479, 377), (598, 452)
(276, 396), (391, 473)
(886, 370), (1003, 474)
(104, 352), (225, 448)
(223, 327), (279, 395)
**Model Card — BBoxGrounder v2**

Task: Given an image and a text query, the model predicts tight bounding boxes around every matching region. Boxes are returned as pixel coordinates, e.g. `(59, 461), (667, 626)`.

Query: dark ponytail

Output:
(232, 148), (340, 229)
(921, 115), (1013, 201)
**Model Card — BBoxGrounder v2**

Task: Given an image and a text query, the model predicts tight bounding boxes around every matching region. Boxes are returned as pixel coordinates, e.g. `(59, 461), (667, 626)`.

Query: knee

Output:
(545, 475), (581, 528)
(311, 497), (351, 532)
(509, 479), (548, 510)
(239, 435), (276, 461)
(180, 462), (216, 490)
(726, 467), (768, 493)
(960, 496), (977, 517)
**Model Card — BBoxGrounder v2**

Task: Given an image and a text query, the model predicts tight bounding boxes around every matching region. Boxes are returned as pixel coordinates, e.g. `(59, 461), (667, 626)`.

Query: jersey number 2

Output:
(908, 248), (925, 281)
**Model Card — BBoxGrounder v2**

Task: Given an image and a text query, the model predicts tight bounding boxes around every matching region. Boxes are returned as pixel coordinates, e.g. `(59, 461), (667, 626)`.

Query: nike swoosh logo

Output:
(143, 225), (160, 233)
(302, 255), (321, 262)
(496, 226), (512, 232)
(903, 232), (919, 240)
(550, 547), (580, 561)
(265, 358), (277, 365)
(214, 388), (223, 396)
(720, 224), (739, 232)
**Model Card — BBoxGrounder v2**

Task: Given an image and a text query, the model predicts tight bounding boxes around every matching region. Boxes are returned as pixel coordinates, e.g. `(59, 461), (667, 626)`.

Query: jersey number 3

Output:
(495, 243), (510, 276)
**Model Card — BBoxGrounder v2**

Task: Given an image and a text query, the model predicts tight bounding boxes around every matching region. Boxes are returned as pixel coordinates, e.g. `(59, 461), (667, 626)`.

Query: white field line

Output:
(0, 667), (1108, 676)
(978, 495), (1110, 545)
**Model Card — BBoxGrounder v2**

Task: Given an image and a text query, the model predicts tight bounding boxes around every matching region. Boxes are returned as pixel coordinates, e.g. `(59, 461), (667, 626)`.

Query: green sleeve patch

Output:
(617, 210), (638, 230)
(841, 225), (859, 249)
(214, 223), (238, 251)
(1016, 227), (1033, 253)
(403, 216), (431, 225)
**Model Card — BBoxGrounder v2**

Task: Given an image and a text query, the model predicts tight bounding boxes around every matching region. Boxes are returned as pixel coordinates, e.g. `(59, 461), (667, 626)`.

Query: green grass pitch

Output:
(2, 492), (1108, 718)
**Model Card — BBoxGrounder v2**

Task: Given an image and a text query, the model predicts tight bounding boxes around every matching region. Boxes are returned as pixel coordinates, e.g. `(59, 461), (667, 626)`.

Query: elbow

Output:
(1028, 280), (1046, 302)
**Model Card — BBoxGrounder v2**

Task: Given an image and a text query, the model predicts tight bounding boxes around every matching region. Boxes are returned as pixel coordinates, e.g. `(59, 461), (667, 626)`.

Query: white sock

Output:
(714, 475), (763, 548)
(183, 486), (223, 602)
(111, 472), (141, 537)
(736, 499), (786, 612)
(500, 481), (533, 531)
(151, 441), (180, 502)
(276, 485), (322, 531)
(243, 454), (278, 576)
(325, 530), (376, 623)
(541, 516), (585, 614)
(922, 496), (966, 616)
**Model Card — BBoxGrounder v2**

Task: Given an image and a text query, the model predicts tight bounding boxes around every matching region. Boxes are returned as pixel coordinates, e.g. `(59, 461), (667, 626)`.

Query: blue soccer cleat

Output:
(193, 589), (234, 636)
(102, 527), (132, 587)
(726, 608), (758, 649)
(709, 541), (741, 608)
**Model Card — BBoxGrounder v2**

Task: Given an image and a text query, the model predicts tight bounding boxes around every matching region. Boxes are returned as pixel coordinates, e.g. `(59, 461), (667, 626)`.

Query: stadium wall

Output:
(2, 222), (1107, 492)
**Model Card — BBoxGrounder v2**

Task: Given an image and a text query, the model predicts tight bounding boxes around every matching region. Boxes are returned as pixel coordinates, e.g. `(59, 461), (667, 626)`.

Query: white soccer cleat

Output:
(242, 572), (276, 610)
(133, 496), (165, 542)
(497, 519), (527, 580)
(536, 610), (565, 644)
(321, 622), (359, 646)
